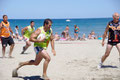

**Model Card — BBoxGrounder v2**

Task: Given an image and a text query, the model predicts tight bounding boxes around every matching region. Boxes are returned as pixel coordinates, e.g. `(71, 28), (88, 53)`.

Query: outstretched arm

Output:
(21, 27), (28, 37)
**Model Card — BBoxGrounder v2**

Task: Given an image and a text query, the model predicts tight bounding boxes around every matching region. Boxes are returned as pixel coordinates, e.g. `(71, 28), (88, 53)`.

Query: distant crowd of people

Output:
(54, 25), (103, 41)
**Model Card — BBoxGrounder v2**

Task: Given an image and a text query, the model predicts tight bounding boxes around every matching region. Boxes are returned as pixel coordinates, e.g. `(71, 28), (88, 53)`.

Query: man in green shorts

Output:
(21, 21), (35, 54)
(12, 19), (56, 80)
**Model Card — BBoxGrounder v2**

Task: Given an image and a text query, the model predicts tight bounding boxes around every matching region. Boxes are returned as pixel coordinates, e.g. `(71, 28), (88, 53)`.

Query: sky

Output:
(0, 0), (120, 19)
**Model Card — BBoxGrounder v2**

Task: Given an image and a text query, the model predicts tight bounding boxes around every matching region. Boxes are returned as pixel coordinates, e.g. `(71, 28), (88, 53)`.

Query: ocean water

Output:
(0, 18), (113, 37)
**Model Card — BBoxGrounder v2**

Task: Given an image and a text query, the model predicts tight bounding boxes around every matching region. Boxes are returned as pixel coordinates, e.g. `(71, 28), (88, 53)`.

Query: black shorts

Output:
(1, 36), (14, 47)
(108, 41), (120, 46)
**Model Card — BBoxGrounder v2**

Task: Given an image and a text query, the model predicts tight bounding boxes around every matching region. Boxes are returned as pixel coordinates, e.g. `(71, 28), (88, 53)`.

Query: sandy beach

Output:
(0, 39), (120, 80)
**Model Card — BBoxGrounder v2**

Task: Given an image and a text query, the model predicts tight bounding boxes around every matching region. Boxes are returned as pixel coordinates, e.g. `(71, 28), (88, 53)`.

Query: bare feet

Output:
(42, 75), (50, 80)
(9, 56), (14, 58)
(12, 69), (18, 77)
(19, 62), (24, 66)
(2, 56), (6, 58)
(15, 62), (24, 70)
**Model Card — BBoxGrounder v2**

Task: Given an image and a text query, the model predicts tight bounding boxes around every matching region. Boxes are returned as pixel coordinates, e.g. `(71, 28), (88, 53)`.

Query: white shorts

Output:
(24, 37), (29, 42)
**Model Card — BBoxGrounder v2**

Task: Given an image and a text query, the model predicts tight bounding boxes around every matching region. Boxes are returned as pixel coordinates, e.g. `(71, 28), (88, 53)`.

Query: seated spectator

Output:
(88, 31), (97, 39)
(54, 32), (60, 41)
(80, 33), (86, 41)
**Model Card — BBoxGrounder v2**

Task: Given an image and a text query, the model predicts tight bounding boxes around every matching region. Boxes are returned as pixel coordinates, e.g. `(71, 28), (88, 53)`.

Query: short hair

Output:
(62, 31), (65, 35)
(16, 25), (18, 28)
(30, 21), (34, 24)
(3, 15), (7, 18)
(43, 19), (52, 26)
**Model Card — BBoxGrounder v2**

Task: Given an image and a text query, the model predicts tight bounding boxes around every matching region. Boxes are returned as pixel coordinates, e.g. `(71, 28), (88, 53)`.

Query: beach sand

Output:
(0, 39), (120, 80)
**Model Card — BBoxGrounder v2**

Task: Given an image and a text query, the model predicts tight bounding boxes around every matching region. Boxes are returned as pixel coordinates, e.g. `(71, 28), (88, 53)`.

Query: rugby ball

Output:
(37, 33), (46, 40)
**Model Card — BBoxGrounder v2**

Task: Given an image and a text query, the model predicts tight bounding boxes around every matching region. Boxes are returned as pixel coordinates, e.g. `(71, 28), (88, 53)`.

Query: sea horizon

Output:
(0, 18), (114, 37)
(0, 17), (112, 20)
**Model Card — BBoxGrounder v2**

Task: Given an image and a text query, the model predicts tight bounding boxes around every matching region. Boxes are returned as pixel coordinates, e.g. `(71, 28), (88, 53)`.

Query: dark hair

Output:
(62, 31), (65, 35)
(43, 19), (52, 26)
(16, 25), (18, 28)
(3, 15), (7, 18)
(30, 21), (34, 24)
(74, 25), (77, 27)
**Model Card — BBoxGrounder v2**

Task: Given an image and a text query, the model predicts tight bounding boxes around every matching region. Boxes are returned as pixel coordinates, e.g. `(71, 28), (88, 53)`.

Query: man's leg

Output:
(41, 50), (51, 79)
(98, 44), (113, 68)
(8, 36), (15, 58)
(115, 43), (120, 67)
(116, 43), (120, 56)
(16, 51), (43, 70)
(2, 46), (6, 58)
(1, 37), (7, 58)
(21, 41), (31, 54)
(101, 44), (113, 63)
(25, 41), (31, 50)
(9, 44), (15, 58)
(12, 51), (43, 77)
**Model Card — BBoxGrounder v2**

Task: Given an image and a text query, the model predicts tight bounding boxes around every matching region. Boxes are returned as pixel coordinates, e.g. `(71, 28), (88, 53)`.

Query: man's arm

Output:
(50, 33), (56, 56)
(30, 28), (44, 42)
(21, 27), (28, 37)
(0, 23), (3, 29)
(102, 24), (109, 46)
(9, 27), (13, 34)
(102, 24), (109, 42)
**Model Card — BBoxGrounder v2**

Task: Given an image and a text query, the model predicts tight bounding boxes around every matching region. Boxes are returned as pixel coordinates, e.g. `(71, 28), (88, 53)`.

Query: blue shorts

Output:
(75, 32), (78, 34)
(34, 47), (43, 54)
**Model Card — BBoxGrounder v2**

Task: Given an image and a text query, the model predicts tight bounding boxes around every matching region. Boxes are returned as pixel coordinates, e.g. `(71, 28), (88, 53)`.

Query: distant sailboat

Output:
(66, 19), (70, 22)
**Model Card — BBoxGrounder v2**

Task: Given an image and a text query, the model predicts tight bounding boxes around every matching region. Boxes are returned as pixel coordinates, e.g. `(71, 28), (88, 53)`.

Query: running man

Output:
(12, 19), (56, 80)
(21, 21), (35, 54)
(98, 13), (120, 68)
(0, 15), (15, 58)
